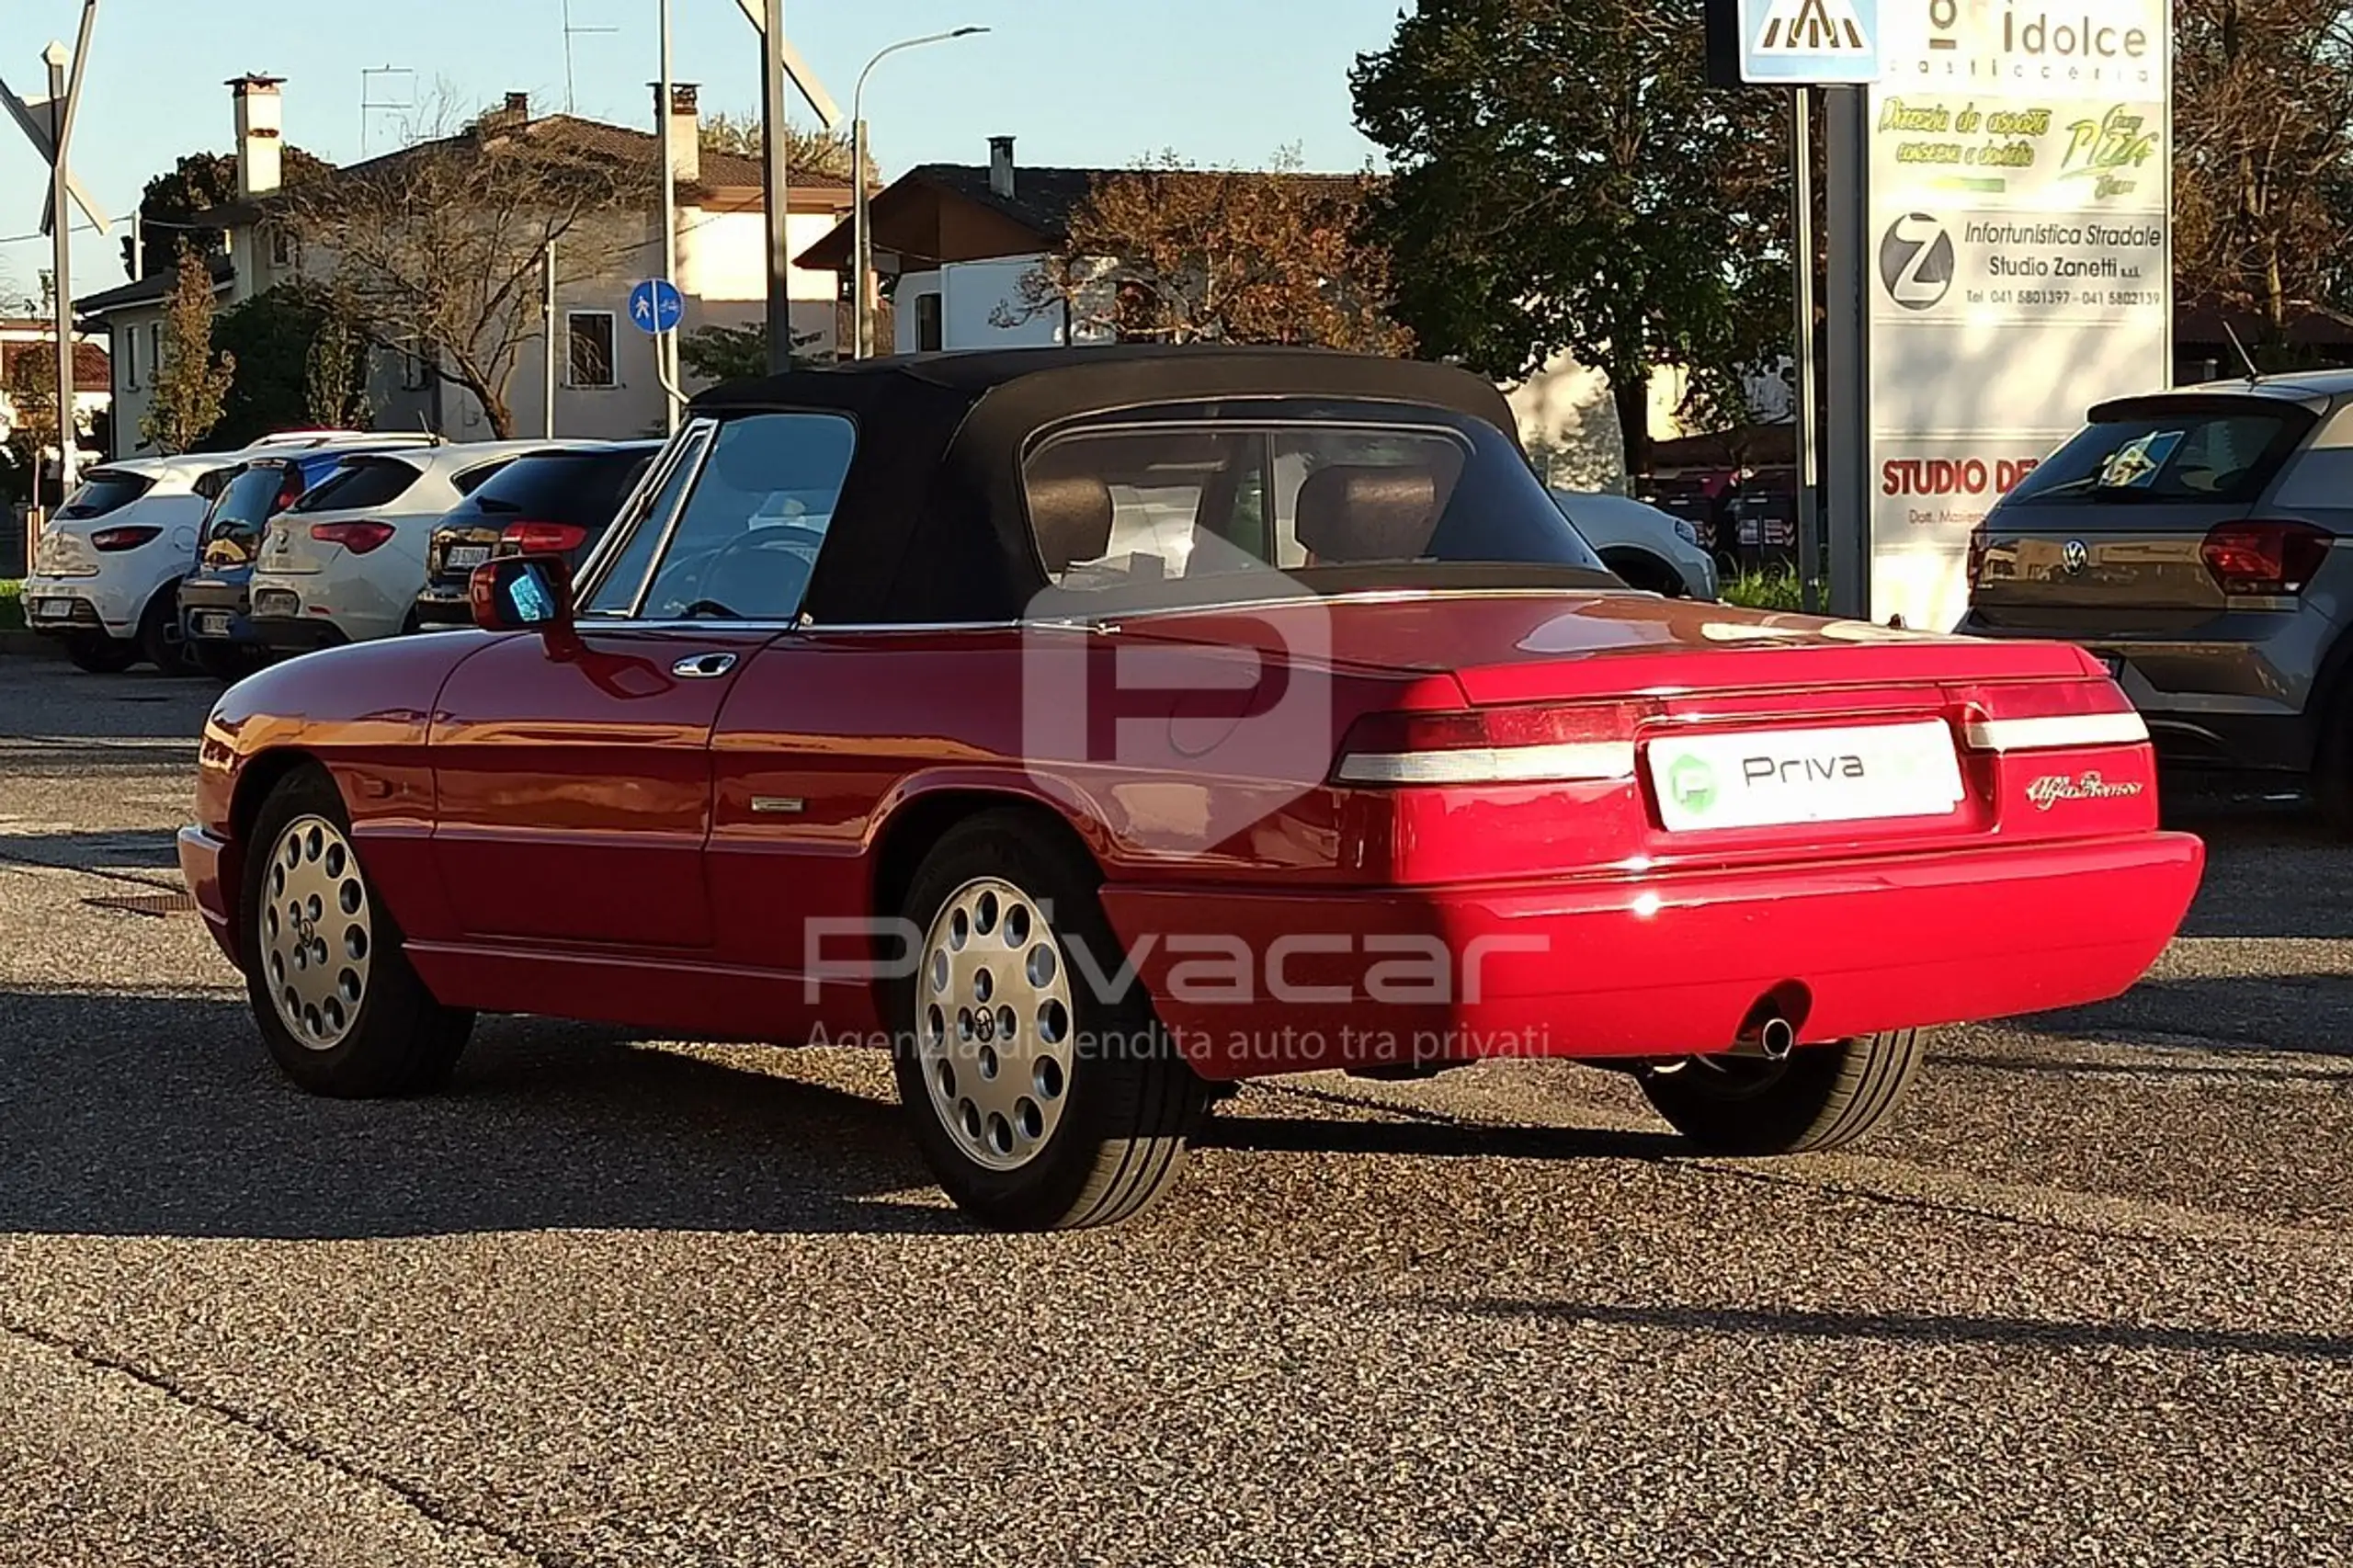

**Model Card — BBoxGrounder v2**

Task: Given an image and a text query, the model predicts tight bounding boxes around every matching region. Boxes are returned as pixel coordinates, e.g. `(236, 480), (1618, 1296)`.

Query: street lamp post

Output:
(852, 26), (987, 359)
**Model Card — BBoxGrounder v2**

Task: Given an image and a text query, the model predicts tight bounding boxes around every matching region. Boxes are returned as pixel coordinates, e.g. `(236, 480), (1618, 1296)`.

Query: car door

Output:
(427, 412), (856, 952)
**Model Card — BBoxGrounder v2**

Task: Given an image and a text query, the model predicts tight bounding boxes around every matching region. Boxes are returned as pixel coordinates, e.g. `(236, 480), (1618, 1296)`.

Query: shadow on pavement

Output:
(1205, 1114), (1680, 1162)
(0, 828), (185, 873)
(0, 986), (966, 1241)
(1428, 1299), (2353, 1362)
(2024, 972), (2353, 1057)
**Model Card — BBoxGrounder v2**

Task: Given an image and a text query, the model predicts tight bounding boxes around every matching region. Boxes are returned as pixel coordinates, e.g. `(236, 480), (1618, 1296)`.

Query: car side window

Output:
(583, 423), (715, 616)
(634, 413), (856, 621)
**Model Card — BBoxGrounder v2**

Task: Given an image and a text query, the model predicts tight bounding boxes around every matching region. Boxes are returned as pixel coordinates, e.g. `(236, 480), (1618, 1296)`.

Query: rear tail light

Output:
(1950, 676), (2147, 752)
(1332, 702), (1651, 786)
(310, 519), (398, 554)
(500, 519), (590, 555)
(2200, 519), (2332, 595)
(90, 525), (162, 551)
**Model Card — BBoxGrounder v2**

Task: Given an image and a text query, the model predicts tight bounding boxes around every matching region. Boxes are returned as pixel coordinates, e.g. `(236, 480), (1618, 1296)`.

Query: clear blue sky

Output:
(0, 0), (1406, 308)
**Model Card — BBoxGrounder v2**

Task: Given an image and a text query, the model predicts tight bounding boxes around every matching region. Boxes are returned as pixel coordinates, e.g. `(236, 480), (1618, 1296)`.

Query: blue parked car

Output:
(179, 448), (374, 681)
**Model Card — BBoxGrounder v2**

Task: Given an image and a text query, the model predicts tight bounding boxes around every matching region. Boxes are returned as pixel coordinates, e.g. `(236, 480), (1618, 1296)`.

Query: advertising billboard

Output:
(1859, 0), (2170, 629)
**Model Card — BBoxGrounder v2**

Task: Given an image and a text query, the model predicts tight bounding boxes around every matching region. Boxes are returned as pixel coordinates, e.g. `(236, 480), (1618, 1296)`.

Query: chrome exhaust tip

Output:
(1757, 1016), (1795, 1061)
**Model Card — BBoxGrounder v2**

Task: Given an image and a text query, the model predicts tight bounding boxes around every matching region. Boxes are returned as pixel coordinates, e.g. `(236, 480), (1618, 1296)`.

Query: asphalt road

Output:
(0, 655), (2347, 1567)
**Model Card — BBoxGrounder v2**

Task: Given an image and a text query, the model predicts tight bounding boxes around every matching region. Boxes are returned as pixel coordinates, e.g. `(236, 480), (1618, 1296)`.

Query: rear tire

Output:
(63, 631), (138, 675)
(1640, 1029), (1927, 1154)
(889, 810), (1207, 1230)
(137, 586), (192, 676)
(241, 766), (473, 1096)
(1601, 551), (1685, 597)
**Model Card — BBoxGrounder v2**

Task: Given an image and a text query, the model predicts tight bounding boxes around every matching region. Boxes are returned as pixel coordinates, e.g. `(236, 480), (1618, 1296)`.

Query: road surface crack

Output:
(0, 1311), (562, 1567)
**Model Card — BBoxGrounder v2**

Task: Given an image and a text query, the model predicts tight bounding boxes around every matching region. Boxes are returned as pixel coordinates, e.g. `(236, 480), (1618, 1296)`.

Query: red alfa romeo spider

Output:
(180, 347), (2203, 1229)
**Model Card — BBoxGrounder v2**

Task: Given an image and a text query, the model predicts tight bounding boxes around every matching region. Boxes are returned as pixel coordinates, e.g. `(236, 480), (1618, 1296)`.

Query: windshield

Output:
(2006, 403), (2313, 506)
(1020, 402), (1609, 611)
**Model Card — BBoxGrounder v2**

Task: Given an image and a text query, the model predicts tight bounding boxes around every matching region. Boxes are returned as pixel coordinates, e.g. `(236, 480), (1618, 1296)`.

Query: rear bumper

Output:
(1962, 608), (2333, 773)
(412, 586), (474, 627)
(1104, 833), (2204, 1080)
(178, 825), (239, 969)
(22, 574), (136, 637)
(250, 614), (348, 653)
(180, 574), (260, 644)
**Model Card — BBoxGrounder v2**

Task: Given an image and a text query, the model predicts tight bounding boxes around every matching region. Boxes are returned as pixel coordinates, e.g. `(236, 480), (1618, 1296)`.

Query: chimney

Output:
(988, 135), (1016, 200)
(505, 90), (531, 119)
(655, 81), (700, 186)
(474, 90), (529, 139)
(228, 74), (285, 199)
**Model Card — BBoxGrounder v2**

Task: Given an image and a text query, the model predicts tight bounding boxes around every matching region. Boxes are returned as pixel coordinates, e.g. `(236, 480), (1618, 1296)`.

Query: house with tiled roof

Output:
(76, 76), (853, 453)
(797, 139), (1370, 356)
(0, 318), (110, 478)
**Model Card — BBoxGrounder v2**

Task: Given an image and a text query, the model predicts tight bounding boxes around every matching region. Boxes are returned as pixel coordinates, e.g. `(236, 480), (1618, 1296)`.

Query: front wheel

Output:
(1639, 1029), (1927, 1154)
(890, 811), (1207, 1230)
(241, 766), (473, 1096)
(63, 631), (139, 674)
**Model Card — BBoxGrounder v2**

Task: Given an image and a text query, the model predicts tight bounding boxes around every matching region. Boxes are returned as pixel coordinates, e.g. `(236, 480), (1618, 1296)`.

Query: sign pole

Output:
(1823, 83), (1870, 621)
(1790, 84), (1822, 616)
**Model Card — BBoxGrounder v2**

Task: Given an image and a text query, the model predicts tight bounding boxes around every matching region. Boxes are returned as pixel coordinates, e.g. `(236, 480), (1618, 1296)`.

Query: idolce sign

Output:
(1861, 0), (2170, 630)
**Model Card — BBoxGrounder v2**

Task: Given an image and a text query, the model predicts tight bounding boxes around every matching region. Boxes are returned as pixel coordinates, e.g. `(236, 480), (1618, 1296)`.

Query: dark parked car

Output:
(1962, 371), (2353, 827)
(412, 441), (662, 627)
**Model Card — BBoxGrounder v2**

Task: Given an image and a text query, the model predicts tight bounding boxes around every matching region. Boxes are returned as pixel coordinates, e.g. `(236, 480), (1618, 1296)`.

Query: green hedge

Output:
(0, 580), (21, 632)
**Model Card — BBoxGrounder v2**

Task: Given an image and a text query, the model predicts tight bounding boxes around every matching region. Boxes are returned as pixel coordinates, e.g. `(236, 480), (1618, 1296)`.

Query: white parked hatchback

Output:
(246, 439), (581, 650)
(22, 431), (432, 674)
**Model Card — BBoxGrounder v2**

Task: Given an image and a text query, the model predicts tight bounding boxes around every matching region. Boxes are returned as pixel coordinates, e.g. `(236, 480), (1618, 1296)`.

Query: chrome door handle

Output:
(671, 652), (738, 678)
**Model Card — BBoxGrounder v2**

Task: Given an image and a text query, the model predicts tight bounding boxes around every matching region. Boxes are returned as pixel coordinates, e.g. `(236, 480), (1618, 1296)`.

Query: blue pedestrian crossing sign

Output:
(628, 278), (685, 335)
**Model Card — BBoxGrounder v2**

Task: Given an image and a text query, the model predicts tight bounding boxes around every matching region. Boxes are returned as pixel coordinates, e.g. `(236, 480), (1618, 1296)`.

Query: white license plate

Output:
(1650, 720), (1966, 833)
(446, 545), (490, 569)
(194, 612), (231, 638)
(34, 597), (77, 619)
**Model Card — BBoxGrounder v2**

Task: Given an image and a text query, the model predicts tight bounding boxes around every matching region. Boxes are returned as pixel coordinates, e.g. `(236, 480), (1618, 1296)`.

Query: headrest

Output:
(1028, 472), (1116, 574)
(1294, 464), (1440, 563)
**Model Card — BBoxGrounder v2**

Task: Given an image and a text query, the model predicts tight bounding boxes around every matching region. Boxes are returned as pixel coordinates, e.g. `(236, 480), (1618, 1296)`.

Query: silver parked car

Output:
(1551, 490), (1720, 599)
(1962, 369), (2353, 825)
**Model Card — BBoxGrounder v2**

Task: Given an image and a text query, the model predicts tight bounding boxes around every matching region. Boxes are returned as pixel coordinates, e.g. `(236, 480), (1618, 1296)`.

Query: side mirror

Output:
(471, 554), (577, 642)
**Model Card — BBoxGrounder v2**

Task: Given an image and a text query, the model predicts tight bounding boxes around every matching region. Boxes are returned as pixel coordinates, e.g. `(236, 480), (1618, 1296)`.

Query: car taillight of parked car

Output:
(1330, 701), (1659, 786)
(89, 525), (162, 552)
(2199, 519), (2334, 596)
(501, 520), (590, 555)
(310, 519), (398, 555)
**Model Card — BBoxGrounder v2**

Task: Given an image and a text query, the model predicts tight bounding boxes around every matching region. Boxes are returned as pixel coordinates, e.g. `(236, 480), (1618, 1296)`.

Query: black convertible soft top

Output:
(685, 345), (1524, 625)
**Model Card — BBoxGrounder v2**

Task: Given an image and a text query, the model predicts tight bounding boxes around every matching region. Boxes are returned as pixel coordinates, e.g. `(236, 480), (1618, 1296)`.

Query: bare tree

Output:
(998, 152), (1411, 354)
(278, 97), (654, 438)
(2176, 0), (2353, 329)
(142, 249), (234, 454)
(697, 110), (872, 182)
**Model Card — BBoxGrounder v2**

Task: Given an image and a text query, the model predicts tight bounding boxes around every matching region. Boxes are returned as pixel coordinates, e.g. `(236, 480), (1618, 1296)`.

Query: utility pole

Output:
(655, 0), (680, 430)
(852, 28), (989, 359)
(760, 0), (791, 372)
(733, 0), (842, 371)
(1790, 85), (1821, 616)
(47, 41), (74, 506)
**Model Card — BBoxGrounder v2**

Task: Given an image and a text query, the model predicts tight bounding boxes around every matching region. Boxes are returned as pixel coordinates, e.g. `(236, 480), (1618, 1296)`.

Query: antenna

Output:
(359, 65), (415, 155)
(561, 0), (620, 114)
(2221, 318), (2263, 385)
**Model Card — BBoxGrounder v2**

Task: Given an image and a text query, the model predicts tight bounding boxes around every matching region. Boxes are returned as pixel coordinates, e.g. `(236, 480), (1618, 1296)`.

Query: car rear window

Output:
(290, 455), (424, 513)
(2006, 402), (2316, 506)
(455, 448), (660, 528)
(57, 470), (155, 519)
(204, 460), (304, 544)
(1020, 403), (1608, 602)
